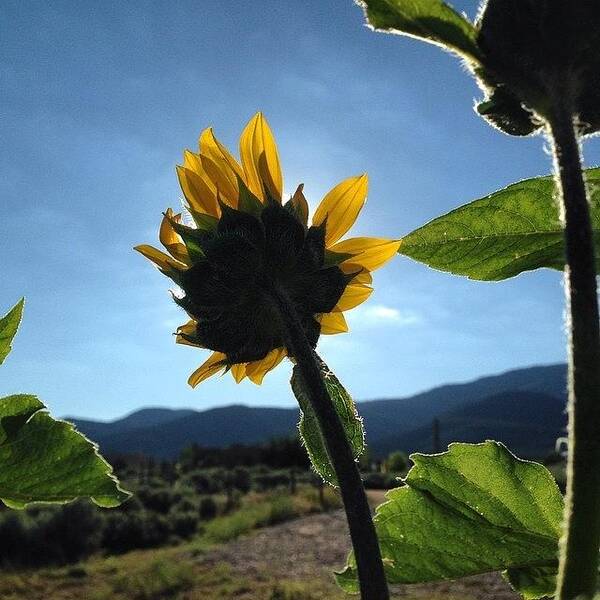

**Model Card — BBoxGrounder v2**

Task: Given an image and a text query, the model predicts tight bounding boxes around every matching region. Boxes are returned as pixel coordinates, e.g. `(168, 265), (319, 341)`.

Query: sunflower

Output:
(135, 113), (399, 387)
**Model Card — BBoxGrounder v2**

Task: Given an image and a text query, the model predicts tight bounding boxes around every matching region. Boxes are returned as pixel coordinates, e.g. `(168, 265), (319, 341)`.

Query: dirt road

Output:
(200, 505), (521, 599)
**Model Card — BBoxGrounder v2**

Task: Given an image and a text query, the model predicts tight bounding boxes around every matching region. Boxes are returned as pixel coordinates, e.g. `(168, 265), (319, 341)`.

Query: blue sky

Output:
(2, 0), (598, 421)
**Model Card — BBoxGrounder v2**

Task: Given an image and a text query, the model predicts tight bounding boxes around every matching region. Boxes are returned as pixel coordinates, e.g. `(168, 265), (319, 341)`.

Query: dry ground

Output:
(199, 492), (520, 600)
(0, 490), (522, 599)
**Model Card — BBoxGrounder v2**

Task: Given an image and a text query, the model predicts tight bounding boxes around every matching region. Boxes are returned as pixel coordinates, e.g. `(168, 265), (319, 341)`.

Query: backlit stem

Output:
(273, 287), (390, 600)
(549, 104), (600, 599)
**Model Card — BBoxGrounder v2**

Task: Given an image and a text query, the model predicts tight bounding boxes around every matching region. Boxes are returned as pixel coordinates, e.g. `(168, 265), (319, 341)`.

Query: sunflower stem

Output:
(548, 103), (600, 599)
(273, 288), (389, 600)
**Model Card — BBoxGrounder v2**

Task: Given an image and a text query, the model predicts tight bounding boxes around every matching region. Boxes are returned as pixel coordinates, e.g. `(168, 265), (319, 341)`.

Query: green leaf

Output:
(0, 299), (24, 366)
(323, 248), (354, 267)
(187, 209), (219, 233)
(357, 0), (482, 63)
(237, 176), (264, 217)
(475, 83), (541, 137)
(337, 442), (562, 599)
(0, 394), (130, 508)
(291, 359), (364, 486)
(399, 167), (600, 280)
(505, 566), (559, 600)
(171, 221), (211, 263)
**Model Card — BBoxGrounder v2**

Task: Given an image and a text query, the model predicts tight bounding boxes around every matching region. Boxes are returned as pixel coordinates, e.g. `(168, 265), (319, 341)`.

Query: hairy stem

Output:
(273, 287), (389, 600)
(549, 106), (600, 599)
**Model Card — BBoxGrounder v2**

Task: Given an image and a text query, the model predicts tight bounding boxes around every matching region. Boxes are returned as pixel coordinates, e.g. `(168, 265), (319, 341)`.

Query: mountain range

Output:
(68, 363), (567, 460)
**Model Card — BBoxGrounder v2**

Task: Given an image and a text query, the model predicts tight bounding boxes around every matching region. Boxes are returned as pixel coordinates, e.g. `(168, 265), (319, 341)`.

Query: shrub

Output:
(253, 471), (290, 491)
(102, 511), (171, 554)
(170, 510), (198, 539)
(198, 496), (217, 521)
(113, 559), (193, 600)
(385, 451), (408, 473)
(231, 467), (251, 493)
(137, 512), (171, 547)
(172, 496), (197, 513)
(0, 501), (102, 567)
(265, 495), (294, 526)
(102, 513), (147, 554)
(0, 513), (28, 567)
(362, 472), (399, 490)
(136, 486), (179, 514)
(42, 501), (103, 564)
(118, 495), (144, 513)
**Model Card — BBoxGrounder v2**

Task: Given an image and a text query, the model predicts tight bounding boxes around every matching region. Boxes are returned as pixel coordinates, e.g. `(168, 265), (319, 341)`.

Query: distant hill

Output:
(70, 364), (567, 460)
(65, 408), (197, 440)
(374, 390), (565, 457)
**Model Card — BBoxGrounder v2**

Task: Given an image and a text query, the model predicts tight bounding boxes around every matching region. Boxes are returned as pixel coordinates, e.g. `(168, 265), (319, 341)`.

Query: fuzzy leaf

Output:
(0, 299), (24, 366)
(291, 359), (364, 486)
(357, 0), (482, 63)
(399, 167), (600, 280)
(0, 394), (130, 508)
(337, 442), (562, 599)
(475, 84), (541, 137)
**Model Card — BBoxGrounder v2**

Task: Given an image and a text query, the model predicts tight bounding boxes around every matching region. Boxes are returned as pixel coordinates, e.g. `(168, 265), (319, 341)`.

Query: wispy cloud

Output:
(348, 304), (423, 328)
(162, 318), (182, 330)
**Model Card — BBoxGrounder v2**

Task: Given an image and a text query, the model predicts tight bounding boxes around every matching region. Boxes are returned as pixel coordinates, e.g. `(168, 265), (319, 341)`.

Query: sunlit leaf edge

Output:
(398, 167), (600, 281)
(336, 441), (562, 598)
(0, 298), (25, 366)
(0, 395), (130, 509)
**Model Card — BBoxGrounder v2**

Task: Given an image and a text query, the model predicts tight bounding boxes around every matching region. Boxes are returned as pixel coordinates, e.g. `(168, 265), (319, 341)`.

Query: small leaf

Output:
(237, 176), (264, 217)
(187, 208), (219, 233)
(357, 0), (482, 63)
(284, 184), (309, 227)
(291, 358), (364, 486)
(323, 249), (354, 267)
(0, 394), (130, 508)
(399, 167), (600, 280)
(337, 441), (562, 599)
(0, 299), (24, 366)
(171, 221), (211, 263)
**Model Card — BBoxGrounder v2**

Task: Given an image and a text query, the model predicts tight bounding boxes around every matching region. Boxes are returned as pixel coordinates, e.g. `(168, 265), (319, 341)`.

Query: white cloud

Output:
(162, 318), (182, 330)
(348, 304), (423, 327)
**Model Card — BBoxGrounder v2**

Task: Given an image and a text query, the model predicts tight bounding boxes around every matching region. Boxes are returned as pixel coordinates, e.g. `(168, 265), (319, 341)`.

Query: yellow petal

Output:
(199, 128), (244, 181)
(134, 244), (187, 276)
(200, 154), (239, 208)
(177, 320), (197, 335)
(318, 311), (349, 334)
(188, 352), (227, 388)
(183, 149), (204, 175)
(246, 347), (287, 385)
(159, 209), (191, 265)
(336, 284), (373, 311)
(230, 363), (247, 384)
(340, 262), (373, 285)
(176, 336), (202, 348)
(288, 184), (309, 225)
(198, 127), (245, 207)
(175, 320), (200, 347)
(176, 165), (219, 216)
(312, 174), (368, 246)
(330, 237), (401, 272)
(239, 112), (283, 202)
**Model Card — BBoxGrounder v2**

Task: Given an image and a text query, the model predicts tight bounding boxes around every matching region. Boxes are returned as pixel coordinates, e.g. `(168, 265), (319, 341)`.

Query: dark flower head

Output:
(136, 113), (399, 386)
